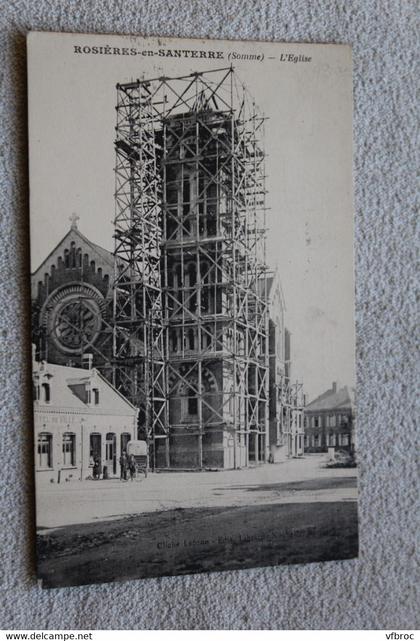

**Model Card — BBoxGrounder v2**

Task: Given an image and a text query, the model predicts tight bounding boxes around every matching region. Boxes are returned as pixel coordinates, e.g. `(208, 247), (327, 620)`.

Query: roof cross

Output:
(69, 212), (80, 230)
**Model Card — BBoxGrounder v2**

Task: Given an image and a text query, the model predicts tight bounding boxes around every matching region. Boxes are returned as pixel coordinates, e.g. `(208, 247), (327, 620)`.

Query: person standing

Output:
(93, 456), (101, 480)
(128, 454), (136, 481)
(119, 451), (128, 481)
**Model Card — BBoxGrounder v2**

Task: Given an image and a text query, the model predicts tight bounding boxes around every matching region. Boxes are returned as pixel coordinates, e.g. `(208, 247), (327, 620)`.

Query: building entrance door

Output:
(90, 433), (101, 461)
(120, 432), (131, 455)
(105, 433), (116, 475)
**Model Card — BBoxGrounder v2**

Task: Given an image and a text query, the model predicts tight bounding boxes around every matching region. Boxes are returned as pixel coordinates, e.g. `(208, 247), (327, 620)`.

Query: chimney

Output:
(332, 381), (337, 393)
(82, 353), (93, 370)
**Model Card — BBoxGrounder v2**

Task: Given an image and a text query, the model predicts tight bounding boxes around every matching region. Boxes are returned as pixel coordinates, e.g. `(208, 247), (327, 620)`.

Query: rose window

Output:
(43, 284), (105, 355)
(53, 299), (101, 350)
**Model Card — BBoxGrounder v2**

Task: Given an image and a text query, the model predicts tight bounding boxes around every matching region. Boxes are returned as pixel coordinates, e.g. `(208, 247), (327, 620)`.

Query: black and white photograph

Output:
(28, 32), (357, 588)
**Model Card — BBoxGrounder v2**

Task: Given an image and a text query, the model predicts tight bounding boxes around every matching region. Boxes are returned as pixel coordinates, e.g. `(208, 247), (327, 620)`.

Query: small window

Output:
(188, 396), (198, 415)
(62, 433), (76, 466)
(37, 433), (52, 468)
(41, 382), (50, 403)
(93, 389), (99, 405)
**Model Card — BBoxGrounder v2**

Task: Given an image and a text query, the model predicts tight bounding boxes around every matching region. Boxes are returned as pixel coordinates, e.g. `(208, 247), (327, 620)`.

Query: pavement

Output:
(36, 454), (358, 531)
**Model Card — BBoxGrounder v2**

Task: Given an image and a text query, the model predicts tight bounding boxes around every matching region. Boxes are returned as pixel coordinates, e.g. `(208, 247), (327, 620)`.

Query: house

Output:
(33, 355), (138, 484)
(304, 382), (355, 452)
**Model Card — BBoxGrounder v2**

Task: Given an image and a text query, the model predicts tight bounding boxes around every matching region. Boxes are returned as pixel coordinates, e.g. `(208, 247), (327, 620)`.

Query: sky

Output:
(28, 33), (355, 402)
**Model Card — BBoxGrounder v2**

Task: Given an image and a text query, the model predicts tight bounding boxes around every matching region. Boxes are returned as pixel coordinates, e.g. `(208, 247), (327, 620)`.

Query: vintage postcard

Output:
(27, 31), (357, 588)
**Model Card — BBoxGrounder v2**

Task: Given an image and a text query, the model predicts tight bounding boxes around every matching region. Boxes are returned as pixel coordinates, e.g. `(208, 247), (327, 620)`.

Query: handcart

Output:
(127, 440), (149, 478)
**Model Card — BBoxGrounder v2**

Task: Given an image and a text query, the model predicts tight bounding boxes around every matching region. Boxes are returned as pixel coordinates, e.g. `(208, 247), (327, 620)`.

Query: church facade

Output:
(31, 216), (114, 378)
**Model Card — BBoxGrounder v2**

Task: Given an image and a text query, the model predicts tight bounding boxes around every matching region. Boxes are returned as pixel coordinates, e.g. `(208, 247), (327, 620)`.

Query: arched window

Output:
(201, 289), (209, 313)
(37, 433), (52, 469)
(70, 242), (76, 267)
(62, 432), (76, 466)
(216, 289), (222, 314)
(170, 329), (178, 353)
(183, 174), (190, 217)
(41, 382), (50, 403)
(187, 262), (196, 288)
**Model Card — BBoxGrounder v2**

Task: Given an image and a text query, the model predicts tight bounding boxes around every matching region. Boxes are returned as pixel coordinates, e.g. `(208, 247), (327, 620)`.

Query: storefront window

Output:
(62, 432), (75, 466)
(37, 433), (52, 468)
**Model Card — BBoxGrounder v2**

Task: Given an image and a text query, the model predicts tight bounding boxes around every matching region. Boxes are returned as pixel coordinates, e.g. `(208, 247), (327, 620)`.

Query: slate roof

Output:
(33, 361), (137, 415)
(306, 384), (354, 412)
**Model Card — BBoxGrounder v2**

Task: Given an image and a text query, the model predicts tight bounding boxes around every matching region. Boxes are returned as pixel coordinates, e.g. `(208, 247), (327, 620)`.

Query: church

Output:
(31, 71), (306, 470)
(31, 214), (114, 377)
(31, 214), (304, 470)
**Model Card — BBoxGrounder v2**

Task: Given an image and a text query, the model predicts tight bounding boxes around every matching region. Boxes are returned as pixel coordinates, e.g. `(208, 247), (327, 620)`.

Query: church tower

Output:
(113, 69), (270, 468)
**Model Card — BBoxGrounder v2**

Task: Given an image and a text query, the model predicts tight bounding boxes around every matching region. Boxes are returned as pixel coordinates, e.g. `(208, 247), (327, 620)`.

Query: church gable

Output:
(31, 218), (115, 370)
(31, 220), (114, 305)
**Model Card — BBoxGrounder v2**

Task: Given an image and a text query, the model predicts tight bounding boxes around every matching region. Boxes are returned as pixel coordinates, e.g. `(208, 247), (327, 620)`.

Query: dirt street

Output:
(37, 454), (357, 530)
